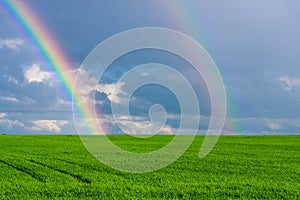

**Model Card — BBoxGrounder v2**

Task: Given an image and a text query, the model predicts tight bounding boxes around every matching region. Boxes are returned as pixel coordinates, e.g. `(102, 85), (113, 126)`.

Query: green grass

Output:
(0, 135), (299, 199)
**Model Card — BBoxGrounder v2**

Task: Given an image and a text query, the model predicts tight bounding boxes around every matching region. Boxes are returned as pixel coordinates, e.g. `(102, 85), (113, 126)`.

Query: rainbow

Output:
(0, 1), (236, 135)
(0, 0), (101, 134)
(161, 1), (238, 134)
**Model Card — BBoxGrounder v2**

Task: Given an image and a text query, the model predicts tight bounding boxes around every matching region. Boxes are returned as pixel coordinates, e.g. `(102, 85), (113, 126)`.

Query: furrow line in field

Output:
(28, 159), (92, 184)
(0, 160), (45, 182)
(55, 158), (101, 171)
(55, 158), (84, 167)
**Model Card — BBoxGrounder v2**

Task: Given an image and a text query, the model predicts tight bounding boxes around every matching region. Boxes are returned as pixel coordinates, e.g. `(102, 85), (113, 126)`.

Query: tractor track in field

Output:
(55, 158), (102, 171)
(55, 158), (86, 168)
(28, 159), (92, 184)
(0, 159), (45, 182)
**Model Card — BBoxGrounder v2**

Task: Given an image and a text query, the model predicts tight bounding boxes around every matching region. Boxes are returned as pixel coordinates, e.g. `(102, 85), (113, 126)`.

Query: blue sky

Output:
(0, 0), (300, 134)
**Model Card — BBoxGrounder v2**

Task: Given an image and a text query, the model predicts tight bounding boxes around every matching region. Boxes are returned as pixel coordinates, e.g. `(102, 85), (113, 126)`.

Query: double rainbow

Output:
(1, 1), (235, 135)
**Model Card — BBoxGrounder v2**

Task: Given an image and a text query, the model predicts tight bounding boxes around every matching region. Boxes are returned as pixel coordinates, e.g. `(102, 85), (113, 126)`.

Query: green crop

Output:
(0, 135), (299, 199)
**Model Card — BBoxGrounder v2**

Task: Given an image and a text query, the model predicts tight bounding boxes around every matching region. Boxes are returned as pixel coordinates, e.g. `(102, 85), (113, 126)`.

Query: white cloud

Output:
(0, 38), (24, 50)
(234, 117), (300, 134)
(28, 120), (68, 133)
(0, 114), (69, 133)
(75, 68), (98, 95)
(0, 113), (7, 118)
(0, 118), (25, 130)
(24, 64), (52, 84)
(267, 121), (282, 131)
(95, 82), (126, 104)
(56, 98), (72, 106)
(0, 113), (25, 130)
(0, 96), (19, 102)
(100, 114), (173, 136)
(117, 119), (173, 136)
(7, 75), (19, 84)
(278, 76), (300, 92)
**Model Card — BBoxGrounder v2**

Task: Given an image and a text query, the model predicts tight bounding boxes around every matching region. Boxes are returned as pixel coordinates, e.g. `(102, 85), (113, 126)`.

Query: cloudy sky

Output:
(0, 0), (300, 134)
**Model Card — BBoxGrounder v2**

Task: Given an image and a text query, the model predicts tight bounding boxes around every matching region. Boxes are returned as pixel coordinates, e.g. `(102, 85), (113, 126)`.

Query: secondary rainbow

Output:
(166, 1), (238, 134)
(0, 0), (101, 134)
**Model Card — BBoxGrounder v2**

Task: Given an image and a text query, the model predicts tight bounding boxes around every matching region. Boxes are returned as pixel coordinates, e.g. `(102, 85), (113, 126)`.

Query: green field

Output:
(0, 135), (299, 199)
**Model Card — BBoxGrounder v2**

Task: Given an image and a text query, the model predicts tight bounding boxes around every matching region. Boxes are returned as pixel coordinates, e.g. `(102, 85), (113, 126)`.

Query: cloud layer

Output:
(0, 1), (300, 134)
(24, 64), (53, 84)
(0, 38), (24, 50)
